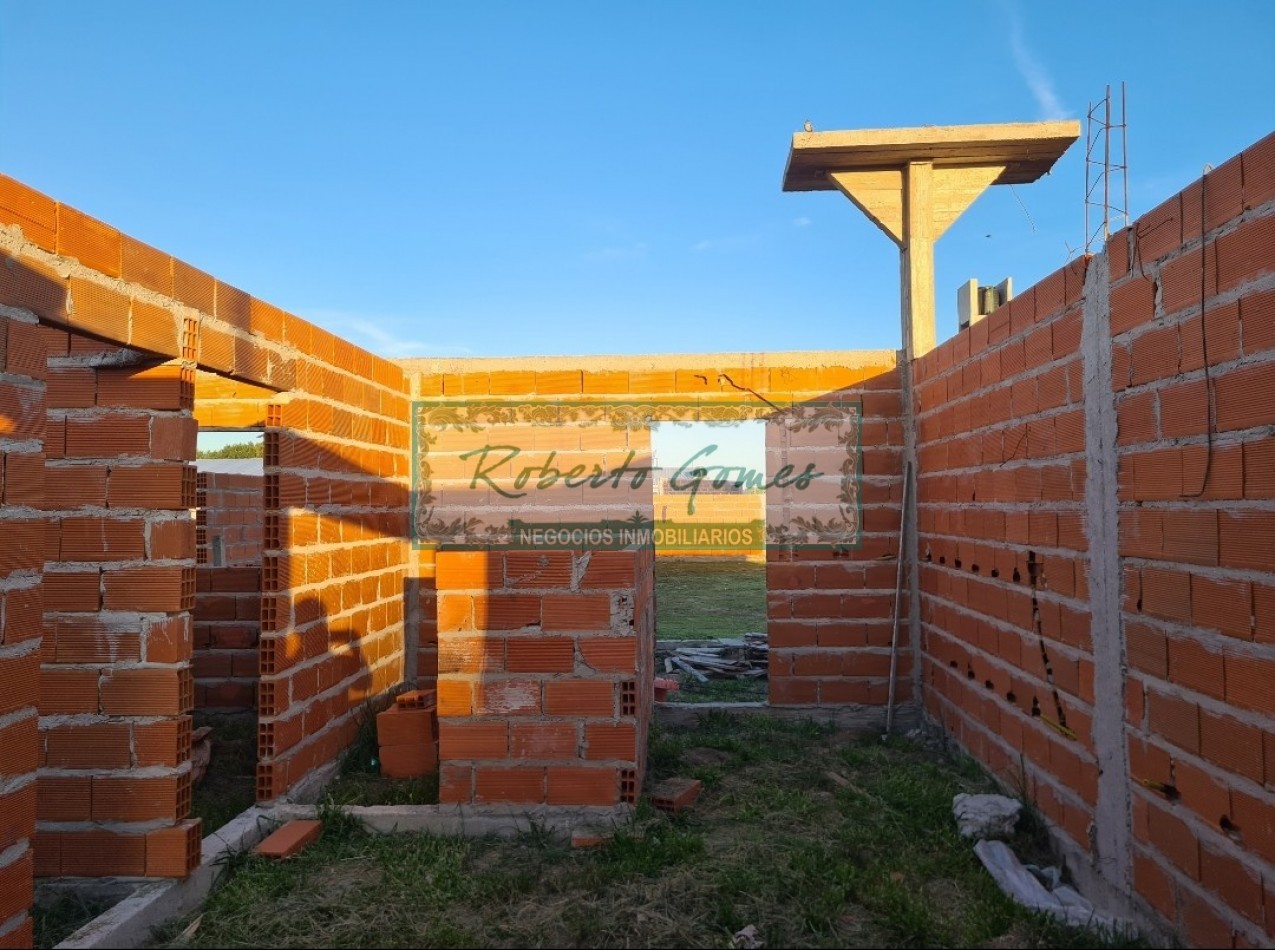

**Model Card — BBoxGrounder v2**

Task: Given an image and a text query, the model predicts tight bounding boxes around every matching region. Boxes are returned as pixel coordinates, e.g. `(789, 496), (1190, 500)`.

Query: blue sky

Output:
(1, 2), (1271, 361)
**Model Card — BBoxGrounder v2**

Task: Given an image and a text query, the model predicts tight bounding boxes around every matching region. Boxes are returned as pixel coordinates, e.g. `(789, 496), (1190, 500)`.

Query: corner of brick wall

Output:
(38, 330), (202, 881)
(2, 173), (415, 839)
(0, 308), (46, 947)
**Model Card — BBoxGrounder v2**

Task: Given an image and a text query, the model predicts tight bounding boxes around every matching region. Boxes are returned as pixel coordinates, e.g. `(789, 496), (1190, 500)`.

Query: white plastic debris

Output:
(974, 839), (1129, 935)
(952, 792), (1022, 839)
(731, 924), (763, 949)
(1025, 862), (1063, 890)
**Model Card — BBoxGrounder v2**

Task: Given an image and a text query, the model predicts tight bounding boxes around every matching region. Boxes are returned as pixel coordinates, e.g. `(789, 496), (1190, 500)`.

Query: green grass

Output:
(654, 558), (766, 640)
(319, 699), (442, 807)
(189, 717), (258, 835)
(665, 676), (767, 704)
(149, 716), (1144, 949)
(33, 892), (116, 949)
(323, 772), (441, 807)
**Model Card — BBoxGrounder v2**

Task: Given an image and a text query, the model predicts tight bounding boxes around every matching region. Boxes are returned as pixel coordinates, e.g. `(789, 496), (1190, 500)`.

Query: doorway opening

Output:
(189, 422), (265, 831)
(650, 419), (768, 703)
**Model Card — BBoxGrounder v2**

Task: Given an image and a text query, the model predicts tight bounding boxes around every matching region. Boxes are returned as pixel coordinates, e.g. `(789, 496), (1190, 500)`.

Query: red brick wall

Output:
(764, 364), (906, 706)
(434, 547), (654, 806)
(409, 356), (905, 710)
(257, 384), (410, 801)
(0, 172), (413, 873)
(37, 335), (202, 881)
(0, 310), (45, 948)
(193, 566), (259, 712)
(1111, 134), (1275, 946)
(194, 472), (261, 713)
(2, 129), (1267, 945)
(197, 470), (262, 568)
(913, 131), (1275, 945)
(913, 255), (1094, 843)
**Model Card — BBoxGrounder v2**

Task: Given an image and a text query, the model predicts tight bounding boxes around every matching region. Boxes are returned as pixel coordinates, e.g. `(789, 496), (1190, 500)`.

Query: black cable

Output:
(1182, 167), (1214, 498)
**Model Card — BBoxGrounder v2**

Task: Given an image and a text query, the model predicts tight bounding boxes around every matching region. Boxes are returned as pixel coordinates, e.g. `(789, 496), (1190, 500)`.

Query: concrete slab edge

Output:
(270, 801), (637, 839)
(55, 805), (283, 950)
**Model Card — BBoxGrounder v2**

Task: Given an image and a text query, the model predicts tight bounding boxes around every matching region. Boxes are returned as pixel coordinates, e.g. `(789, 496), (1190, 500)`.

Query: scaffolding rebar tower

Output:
(1084, 83), (1129, 254)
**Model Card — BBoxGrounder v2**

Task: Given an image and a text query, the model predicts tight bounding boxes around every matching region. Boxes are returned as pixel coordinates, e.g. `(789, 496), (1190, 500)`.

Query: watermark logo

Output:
(411, 398), (860, 551)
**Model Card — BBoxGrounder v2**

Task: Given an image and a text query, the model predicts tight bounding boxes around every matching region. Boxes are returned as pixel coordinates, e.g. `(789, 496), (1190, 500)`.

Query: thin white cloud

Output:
(582, 241), (648, 262)
(1007, 14), (1068, 120)
(348, 320), (472, 358)
(689, 232), (761, 254)
(792, 216), (812, 229)
(305, 308), (473, 358)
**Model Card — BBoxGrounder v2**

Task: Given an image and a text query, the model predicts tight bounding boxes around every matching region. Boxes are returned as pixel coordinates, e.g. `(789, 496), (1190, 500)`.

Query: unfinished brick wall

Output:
(193, 471), (262, 714)
(38, 335), (202, 879)
(0, 310), (45, 949)
(257, 366), (410, 801)
(913, 132), (1274, 946)
(1110, 135), (1275, 946)
(434, 547), (654, 805)
(764, 362), (906, 706)
(0, 172), (414, 910)
(404, 355), (906, 713)
(913, 256), (1095, 843)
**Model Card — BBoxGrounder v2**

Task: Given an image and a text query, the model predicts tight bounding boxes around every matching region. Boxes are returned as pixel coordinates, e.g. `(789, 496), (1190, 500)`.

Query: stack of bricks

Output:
(434, 547), (653, 806)
(0, 309), (45, 949)
(376, 690), (438, 778)
(1109, 134), (1274, 946)
(193, 471), (261, 713)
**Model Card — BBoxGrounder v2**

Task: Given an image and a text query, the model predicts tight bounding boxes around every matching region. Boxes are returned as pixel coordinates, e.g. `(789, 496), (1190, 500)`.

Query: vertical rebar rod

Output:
(1122, 81), (1129, 230)
(1084, 100), (1092, 253)
(1103, 84), (1112, 241)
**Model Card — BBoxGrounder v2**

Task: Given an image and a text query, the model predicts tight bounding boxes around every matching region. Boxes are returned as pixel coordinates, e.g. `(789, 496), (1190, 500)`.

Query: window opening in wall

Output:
(650, 419), (768, 704)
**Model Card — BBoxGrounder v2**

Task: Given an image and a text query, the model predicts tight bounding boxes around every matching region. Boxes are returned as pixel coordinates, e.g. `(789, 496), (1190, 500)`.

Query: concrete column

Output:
(1080, 249), (1133, 896)
(902, 161), (936, 361)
